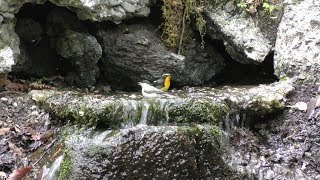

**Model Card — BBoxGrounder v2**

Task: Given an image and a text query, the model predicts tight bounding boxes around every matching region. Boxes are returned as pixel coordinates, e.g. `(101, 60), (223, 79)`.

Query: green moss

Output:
(183, 125), (223, 163)
(51, 101), (128, 128)
(209, 125), (221, 140)
(235, 0), (282, 15)
(147, 102), (170, 125)
(185, 126), (202, 136)
(53, 104), (100, 126)
(161, 0), (210, 48)
(58, 149), (74, 180)
(169, 100), (229, 125)
(97, 104), (123, 128)
(270, 99), (284, 109)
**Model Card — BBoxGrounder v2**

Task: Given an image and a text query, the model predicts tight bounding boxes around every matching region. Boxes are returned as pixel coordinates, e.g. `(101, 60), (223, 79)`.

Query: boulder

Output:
(96, 23), (226, 90)
(57, 125), (235, 179)
(205, 5), (273, 64)
(56, 30), (102, 87)
(274, 0), (320, 84)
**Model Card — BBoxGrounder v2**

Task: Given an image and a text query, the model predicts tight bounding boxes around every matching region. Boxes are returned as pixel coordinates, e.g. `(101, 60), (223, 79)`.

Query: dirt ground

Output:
(0, 91), (59, 179)
(0, 84), (319, 179)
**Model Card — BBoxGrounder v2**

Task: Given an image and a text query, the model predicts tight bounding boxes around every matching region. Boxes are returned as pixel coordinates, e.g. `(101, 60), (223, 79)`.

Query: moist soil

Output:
(0, 91), (60, 179)
(225, 84), (320, 179)
(0, 84), (319, 179)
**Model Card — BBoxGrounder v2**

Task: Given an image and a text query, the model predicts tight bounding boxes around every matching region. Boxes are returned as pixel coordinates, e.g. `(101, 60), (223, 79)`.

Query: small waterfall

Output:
(222, 112), (241, 147)
(41, 155), (64, 180)
(93, 130), (112, 143)
(139, 101), (150, 125)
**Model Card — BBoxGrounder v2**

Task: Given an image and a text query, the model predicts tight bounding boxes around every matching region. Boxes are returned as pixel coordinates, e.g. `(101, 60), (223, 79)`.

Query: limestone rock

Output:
(49, 0), (154, 23)
(274, 0), (320, 84)
(205, 6), (273, 64)
(0, 22), (20, 73)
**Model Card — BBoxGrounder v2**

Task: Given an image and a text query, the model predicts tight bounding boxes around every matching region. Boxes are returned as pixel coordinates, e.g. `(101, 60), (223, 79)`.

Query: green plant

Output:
(235, 0), (281, 15)
(263, 2), (276, 14)
(161, 0), (207, 52)
(237, 1), (247, 9)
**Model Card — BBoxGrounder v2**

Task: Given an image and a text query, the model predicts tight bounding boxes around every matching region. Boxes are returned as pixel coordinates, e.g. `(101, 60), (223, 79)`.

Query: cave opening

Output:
(211, 40), (279, 86)
(13, 2), (65, 78)
(11, 1), (278, 91)
(12, 1), (106, 89)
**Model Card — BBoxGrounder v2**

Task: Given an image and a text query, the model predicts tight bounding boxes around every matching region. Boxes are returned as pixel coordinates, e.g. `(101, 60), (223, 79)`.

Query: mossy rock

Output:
(58, 125), (238, 179)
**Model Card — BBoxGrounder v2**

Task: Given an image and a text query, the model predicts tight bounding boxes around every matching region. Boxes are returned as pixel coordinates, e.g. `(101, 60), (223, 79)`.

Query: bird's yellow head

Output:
(161, 73), (171, 92)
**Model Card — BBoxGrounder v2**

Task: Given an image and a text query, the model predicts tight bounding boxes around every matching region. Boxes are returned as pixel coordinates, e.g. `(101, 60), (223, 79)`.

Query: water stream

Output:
(31, 80), (295, 179)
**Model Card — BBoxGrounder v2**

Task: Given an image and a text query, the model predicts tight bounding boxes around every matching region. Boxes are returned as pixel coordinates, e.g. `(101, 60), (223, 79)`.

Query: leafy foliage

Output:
(236, 0), (281, 15)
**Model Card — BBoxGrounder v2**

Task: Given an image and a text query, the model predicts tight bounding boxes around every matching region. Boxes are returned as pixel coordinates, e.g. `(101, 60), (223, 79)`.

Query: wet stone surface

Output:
(29, 80), (294, 128)
(61, 125), (237, 179)
(224, 84), (320, 179)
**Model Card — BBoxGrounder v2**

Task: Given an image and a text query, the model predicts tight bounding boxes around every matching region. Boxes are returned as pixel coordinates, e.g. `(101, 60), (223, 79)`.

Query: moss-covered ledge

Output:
(29, 79), (294, 128)
(29, 89), (229, 128)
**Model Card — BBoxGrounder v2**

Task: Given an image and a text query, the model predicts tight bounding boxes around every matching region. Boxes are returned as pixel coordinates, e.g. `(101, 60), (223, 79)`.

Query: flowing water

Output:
(32, 81), (296, 179)
(41, 155), (64, 180)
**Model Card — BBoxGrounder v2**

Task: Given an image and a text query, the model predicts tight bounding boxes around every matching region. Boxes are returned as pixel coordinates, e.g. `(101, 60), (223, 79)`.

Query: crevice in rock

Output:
(12, 2), (102, 88)
(209, 38), (278, 86)
(13, 2), (62, 78)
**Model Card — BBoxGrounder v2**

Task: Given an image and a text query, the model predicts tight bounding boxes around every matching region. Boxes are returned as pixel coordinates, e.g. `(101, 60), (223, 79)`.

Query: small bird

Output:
(138, 81), (164, 98)
(153, 73), (171, 92)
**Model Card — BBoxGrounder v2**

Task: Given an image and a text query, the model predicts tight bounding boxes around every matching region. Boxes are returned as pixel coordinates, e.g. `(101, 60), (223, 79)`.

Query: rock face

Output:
(0, 22), (20, 73)
(49, 0), (154, 23)
(0, 0), (153, 75)
(274, 0), (320, 83)
(96, 23), (226, 89)
(56, 30), (102, 87)
(59, 125), (235, 179)
(0, 0), (46, 74)
(205, 6), (273, 64)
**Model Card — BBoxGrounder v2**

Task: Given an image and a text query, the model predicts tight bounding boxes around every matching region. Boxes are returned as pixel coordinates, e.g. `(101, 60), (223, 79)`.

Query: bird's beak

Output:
(138, 82), (142, 86)
(162, 73), (171, 77)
